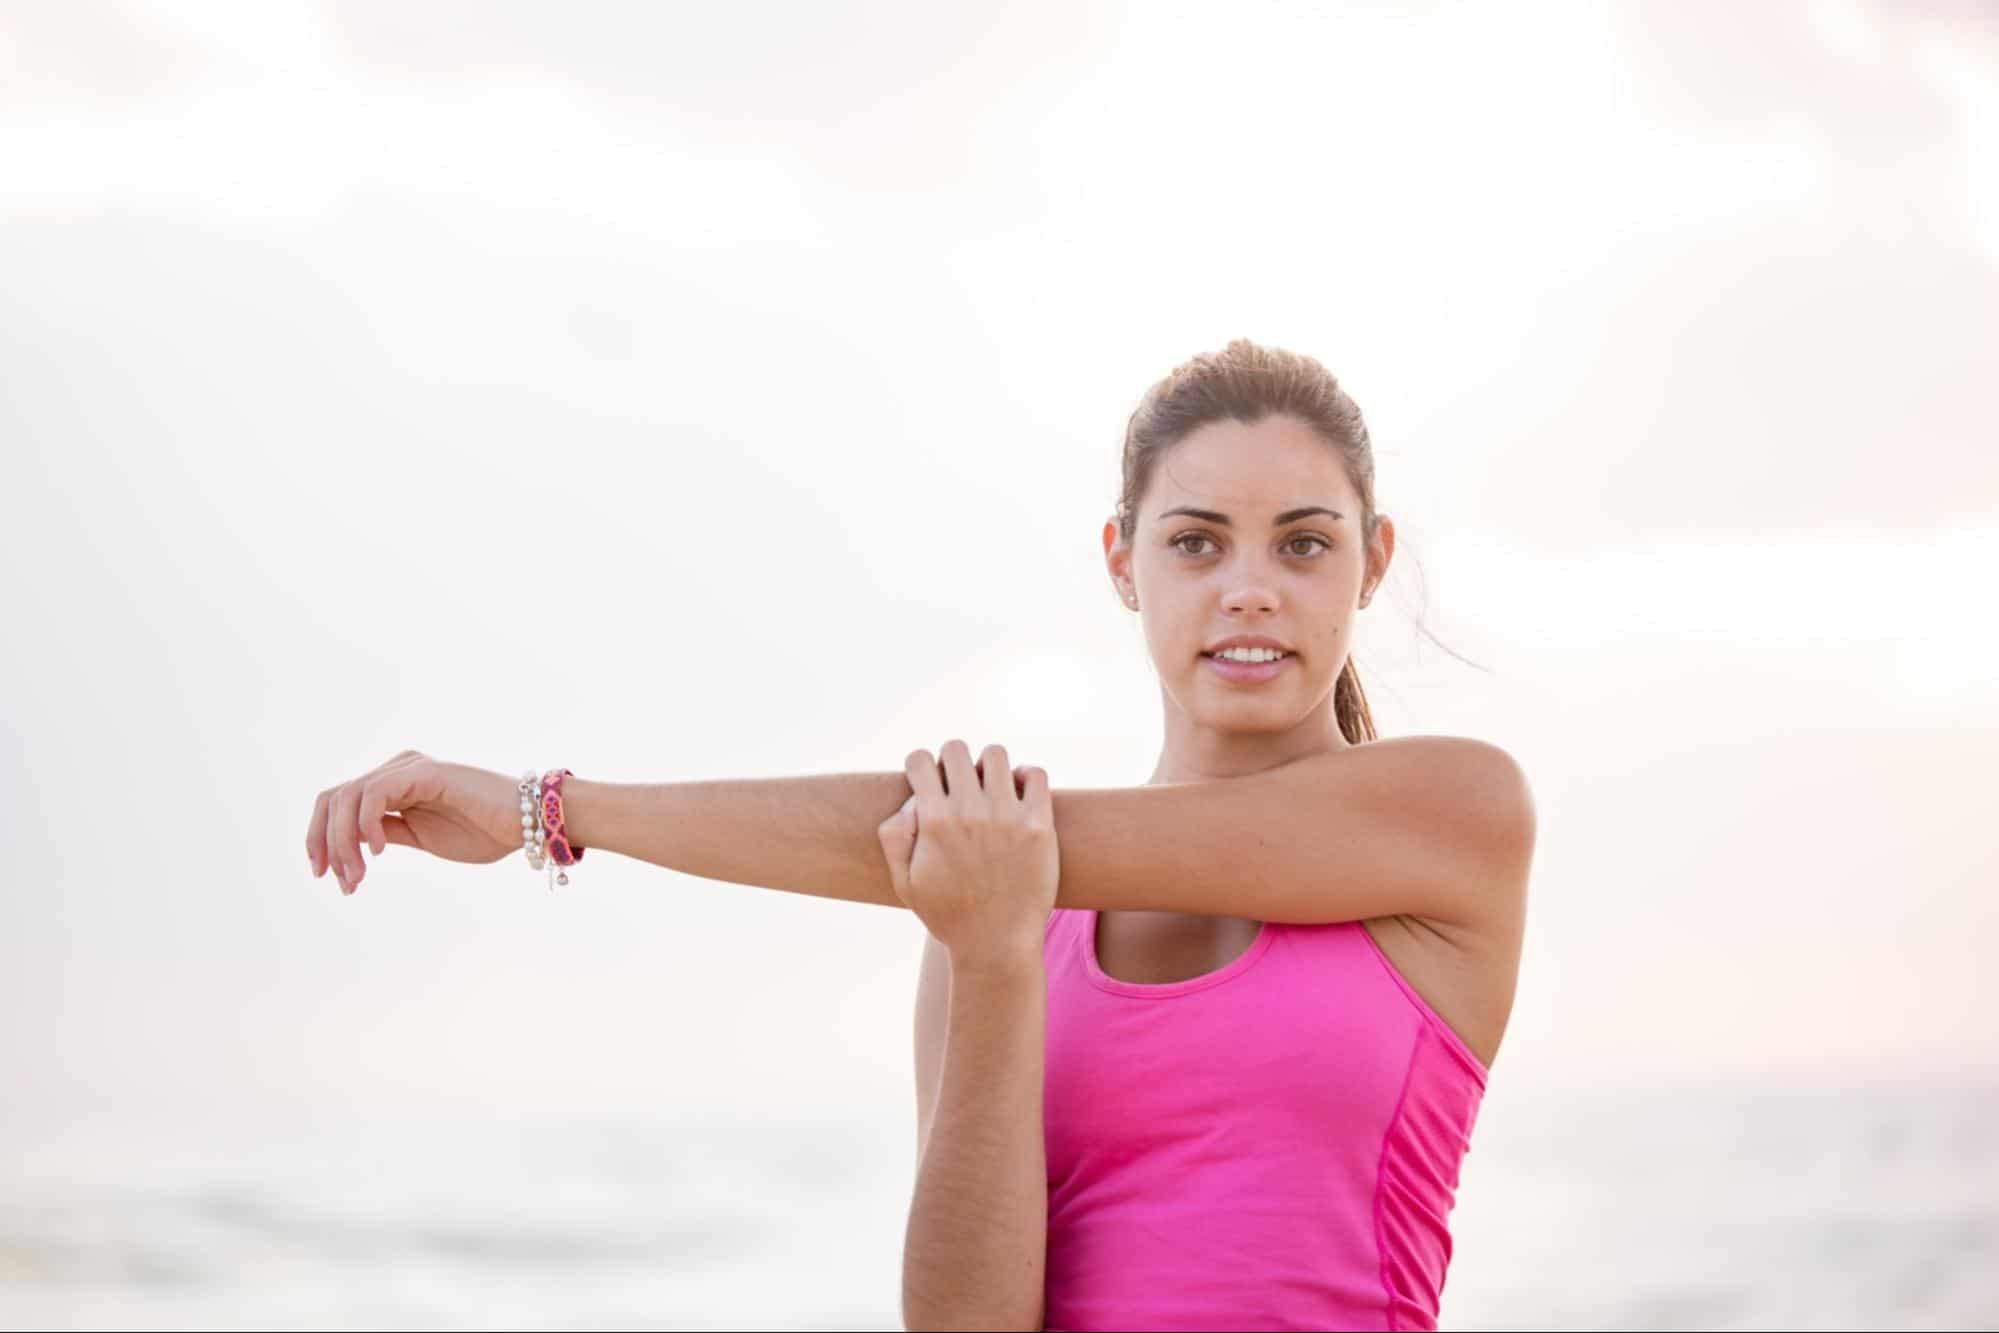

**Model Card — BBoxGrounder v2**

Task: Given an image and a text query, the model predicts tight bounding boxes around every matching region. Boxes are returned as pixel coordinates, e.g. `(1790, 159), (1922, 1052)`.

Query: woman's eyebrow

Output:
(1156, 505), (1345, 526)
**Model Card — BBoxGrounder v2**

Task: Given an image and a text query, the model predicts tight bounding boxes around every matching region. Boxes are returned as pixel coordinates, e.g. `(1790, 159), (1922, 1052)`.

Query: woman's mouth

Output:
(1200, 651), (1293, 684)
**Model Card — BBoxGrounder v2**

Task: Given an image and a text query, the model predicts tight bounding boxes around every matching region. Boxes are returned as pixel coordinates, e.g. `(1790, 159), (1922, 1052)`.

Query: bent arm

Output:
(560, 734), (1532, 926)
(902, 951), (1046, 1332)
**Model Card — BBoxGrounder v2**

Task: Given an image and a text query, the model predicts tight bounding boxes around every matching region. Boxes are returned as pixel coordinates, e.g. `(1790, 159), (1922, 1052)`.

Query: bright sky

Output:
(2, 0), (1994, 1138)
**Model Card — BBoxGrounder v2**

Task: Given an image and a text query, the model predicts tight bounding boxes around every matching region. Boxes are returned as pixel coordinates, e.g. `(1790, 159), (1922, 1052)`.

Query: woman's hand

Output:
(877, 740), (1058, 972)
(306, 750), (523, 894)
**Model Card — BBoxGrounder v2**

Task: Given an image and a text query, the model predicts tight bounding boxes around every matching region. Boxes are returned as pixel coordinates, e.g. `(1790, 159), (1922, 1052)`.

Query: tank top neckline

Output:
(1080, 907), (1278, 999)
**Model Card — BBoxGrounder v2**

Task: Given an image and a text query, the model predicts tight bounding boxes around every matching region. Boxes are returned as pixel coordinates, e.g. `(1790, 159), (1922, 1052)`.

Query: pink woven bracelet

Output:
(539, 767), (586, 887)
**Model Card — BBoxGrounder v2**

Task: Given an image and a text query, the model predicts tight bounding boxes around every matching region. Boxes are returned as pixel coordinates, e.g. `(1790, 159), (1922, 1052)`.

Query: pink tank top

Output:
(1040, 907), (1489, 1332)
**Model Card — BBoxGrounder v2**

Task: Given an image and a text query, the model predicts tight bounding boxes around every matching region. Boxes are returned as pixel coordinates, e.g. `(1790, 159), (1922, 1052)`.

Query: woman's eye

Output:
(1172, 533), (1331, 557)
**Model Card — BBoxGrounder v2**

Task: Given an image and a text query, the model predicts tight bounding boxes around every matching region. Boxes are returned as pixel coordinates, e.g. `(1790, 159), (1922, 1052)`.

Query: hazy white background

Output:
(2, 1), (1994, 1328)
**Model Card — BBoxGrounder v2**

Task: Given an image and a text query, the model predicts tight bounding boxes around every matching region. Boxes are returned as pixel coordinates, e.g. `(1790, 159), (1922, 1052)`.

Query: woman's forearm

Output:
(560, 772), (911, 909)
(903, 955), (1048, 1331)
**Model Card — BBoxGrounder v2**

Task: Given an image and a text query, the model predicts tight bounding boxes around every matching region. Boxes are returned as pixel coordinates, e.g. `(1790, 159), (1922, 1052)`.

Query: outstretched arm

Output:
(561, 734), (1533, 928)
(563, 768), (914, 910)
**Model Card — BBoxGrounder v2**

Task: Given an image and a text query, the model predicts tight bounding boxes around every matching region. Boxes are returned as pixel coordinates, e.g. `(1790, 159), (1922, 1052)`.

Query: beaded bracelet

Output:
(539, 767), (586, 889)
(516, 772), (547, 873)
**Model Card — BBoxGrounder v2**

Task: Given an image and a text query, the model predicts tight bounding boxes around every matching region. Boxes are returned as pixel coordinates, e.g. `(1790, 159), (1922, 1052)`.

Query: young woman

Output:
(303, 338), (1535, 1332)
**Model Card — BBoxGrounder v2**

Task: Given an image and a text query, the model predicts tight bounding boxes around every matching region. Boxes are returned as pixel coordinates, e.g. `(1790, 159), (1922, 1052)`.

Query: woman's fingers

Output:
(307, 788), (333, 880)
(309, 751), (429, 893)
(909, 739), (1025, 811)
(357, 775), (395, 859)
(904, 748), (946, 810)
(937, 739), (979, 807)
(354, 753), (425, 858)
(979, 744), (1013, 807)
(1019, 764), (1050, 823)
(380, 813), (417, 848)
(329, 781), (366, 891)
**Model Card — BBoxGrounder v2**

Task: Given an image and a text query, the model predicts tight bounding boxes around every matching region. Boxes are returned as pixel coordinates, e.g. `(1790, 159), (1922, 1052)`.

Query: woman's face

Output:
(1104, 413), (1392, 736)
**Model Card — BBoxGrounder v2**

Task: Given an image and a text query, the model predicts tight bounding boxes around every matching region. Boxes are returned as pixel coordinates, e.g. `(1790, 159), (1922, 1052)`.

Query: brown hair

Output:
(1115, 338), (1474, 745)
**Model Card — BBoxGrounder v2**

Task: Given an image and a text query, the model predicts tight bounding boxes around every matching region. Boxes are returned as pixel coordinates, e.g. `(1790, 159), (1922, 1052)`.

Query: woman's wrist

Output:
(948, 932), (1048, 982)
(557, 775), (617, 852)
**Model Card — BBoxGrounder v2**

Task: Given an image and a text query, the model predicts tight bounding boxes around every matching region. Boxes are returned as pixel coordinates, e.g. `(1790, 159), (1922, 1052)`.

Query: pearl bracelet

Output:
(517, 771), (548, 879)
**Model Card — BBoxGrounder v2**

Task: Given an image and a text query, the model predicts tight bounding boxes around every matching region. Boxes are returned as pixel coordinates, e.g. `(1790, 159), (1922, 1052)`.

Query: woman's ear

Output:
(1363, 513), (1396, 607)
(1103, 518), (1138, 610)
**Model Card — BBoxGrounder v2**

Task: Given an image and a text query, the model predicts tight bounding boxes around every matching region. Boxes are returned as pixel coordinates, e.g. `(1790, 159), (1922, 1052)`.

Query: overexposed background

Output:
(3, 1), (1994, 1328)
